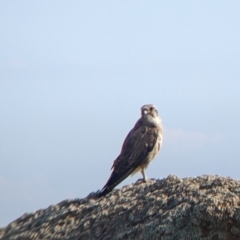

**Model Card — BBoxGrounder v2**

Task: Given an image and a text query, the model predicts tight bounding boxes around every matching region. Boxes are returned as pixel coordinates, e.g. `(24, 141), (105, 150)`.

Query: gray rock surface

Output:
(1, 175), (240, 240)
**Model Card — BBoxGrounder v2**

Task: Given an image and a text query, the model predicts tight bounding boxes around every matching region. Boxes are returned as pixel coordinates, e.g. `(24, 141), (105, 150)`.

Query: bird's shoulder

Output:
(121, 118), (160, 151)
(111, 119), (160, 170)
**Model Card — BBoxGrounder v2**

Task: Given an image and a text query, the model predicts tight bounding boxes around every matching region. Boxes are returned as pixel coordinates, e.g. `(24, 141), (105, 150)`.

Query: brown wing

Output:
(99, 126), (159, 197)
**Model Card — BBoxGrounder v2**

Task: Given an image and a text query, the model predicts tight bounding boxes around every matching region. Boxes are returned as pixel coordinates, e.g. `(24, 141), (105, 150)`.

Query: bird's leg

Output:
(141, 169), (148, 182)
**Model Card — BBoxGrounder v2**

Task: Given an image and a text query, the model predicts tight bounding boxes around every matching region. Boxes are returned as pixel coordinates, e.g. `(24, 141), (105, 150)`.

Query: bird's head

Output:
(141, 104), (159, 118)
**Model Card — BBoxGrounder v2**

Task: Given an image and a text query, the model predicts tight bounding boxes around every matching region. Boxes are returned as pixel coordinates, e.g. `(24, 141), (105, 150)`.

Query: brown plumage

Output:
(99, 104), (162, 197)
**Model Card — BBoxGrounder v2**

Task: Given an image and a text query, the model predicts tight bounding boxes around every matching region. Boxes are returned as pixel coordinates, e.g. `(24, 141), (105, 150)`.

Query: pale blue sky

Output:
(1, 1), (240, 226)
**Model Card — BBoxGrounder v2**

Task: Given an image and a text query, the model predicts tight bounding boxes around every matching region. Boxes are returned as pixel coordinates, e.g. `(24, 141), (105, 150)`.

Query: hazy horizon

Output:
(1, 1), (240, 226)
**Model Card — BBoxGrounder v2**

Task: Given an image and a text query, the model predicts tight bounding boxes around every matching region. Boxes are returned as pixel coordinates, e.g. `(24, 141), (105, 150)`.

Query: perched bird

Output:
(99, 104), (163, 197)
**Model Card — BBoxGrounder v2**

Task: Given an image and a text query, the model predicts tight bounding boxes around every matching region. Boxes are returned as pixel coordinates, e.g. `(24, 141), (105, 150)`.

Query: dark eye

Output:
(150, 107), (154, 111)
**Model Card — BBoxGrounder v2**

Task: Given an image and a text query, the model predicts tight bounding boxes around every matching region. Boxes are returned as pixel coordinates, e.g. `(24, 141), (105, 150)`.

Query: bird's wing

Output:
(99, 125), (159, 197)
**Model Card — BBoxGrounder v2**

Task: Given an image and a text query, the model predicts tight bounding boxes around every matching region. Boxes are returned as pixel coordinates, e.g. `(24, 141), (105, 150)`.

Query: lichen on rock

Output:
(1, 175), (240, 240)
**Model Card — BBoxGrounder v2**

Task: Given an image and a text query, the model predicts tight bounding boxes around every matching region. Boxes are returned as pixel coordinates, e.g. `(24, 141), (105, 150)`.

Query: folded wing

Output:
(99, 126), (159, 197)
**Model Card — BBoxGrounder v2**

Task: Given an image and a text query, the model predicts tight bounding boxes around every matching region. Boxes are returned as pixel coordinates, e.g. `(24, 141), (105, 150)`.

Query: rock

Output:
(1, 175), (240, 240)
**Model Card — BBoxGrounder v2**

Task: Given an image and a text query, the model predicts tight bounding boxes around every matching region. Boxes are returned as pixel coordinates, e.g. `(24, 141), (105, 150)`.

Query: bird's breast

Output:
(144, 138), (161, 165)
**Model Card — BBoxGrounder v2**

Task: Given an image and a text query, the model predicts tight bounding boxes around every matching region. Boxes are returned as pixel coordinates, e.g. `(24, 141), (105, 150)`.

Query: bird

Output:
(99, 104), (163, 197)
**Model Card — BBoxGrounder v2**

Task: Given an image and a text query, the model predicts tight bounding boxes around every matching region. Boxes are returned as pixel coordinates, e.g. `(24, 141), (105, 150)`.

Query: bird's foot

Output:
(136, 178), (148, 184)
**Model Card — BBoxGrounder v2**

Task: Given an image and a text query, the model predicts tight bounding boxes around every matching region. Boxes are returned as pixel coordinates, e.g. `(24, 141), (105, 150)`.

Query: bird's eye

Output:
(150, 107), (154, 111)
(143, 109), (148, 115)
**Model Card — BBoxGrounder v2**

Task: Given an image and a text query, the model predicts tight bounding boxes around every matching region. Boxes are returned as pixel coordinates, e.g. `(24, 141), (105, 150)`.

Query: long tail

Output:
(98, 167), (135, 197)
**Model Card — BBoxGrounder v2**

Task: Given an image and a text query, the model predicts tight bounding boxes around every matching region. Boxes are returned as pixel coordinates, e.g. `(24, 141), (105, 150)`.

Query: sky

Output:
(0, 1), (240, 226)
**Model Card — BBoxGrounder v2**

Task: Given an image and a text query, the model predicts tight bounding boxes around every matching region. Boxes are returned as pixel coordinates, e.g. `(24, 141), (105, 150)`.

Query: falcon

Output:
(99, 104), (162, 197)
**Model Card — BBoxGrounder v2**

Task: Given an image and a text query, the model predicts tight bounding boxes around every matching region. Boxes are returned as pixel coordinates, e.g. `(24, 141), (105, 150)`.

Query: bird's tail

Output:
(98, 167), (135, 198)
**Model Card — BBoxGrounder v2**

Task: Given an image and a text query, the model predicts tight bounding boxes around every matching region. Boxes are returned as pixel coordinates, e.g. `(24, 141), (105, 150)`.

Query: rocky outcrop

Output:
(1, 175), (240, 240)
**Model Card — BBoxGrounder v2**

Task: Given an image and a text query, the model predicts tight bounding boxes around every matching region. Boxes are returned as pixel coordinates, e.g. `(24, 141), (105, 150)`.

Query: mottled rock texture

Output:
(1, 175), (240, 240)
